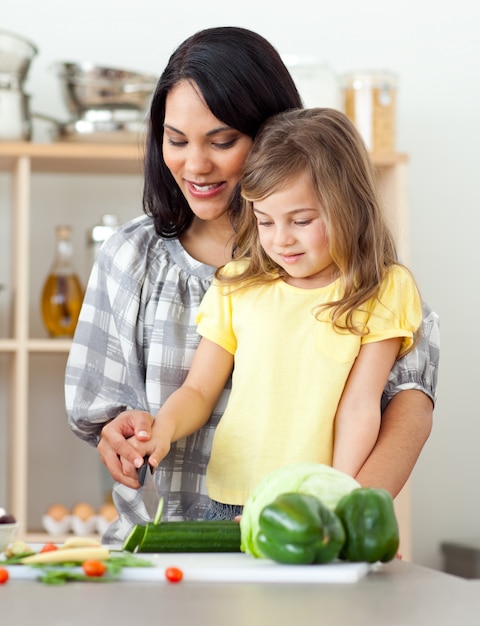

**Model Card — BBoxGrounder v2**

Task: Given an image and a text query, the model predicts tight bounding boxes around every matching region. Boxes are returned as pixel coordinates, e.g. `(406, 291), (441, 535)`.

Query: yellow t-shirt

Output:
(196, 262), (422, 505)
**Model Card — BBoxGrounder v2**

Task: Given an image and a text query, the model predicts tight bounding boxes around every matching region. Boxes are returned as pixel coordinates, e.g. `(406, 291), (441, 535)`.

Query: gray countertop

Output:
(2, 560), (479, 626)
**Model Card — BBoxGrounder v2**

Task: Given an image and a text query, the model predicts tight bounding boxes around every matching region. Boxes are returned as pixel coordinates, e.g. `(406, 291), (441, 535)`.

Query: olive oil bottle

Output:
(41, 225), (84, 338)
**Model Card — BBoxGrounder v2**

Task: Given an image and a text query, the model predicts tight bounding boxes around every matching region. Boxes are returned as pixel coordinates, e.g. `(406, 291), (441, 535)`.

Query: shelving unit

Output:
(0, 141), (143, 541)
(0, 142), (411, 551)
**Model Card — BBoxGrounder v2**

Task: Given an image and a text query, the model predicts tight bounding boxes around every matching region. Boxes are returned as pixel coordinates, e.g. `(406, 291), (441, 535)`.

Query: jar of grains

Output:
(342, 71), (397, 153)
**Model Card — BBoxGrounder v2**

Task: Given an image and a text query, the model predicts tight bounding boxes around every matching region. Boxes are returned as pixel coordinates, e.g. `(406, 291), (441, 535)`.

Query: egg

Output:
(71, 502), (96, 521)
(46, 503), (69, 521)
(43, 504), (72, 535)
(98, 502), (118, 522)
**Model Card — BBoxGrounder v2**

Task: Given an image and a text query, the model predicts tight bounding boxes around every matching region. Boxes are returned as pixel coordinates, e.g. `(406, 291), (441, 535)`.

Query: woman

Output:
(65, 26), (438, 542)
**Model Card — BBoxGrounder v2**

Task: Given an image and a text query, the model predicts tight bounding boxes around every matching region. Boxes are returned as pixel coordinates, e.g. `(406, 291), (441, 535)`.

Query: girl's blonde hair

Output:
(219, 107), (414, 336)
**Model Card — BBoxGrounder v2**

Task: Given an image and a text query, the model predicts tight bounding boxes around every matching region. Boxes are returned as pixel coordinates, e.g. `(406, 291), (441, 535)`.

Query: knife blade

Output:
(138, 455), (159, 521)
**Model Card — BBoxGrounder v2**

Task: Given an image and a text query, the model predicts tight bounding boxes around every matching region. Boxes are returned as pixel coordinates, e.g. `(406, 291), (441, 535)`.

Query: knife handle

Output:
(138, 455), (149, 486)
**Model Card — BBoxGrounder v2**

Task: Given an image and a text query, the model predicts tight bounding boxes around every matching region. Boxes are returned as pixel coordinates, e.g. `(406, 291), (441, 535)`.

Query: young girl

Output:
(140, 107), (423, 519)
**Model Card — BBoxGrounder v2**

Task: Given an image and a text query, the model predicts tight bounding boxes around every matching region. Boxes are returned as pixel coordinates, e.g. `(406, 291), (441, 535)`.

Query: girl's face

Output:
(163, 80), (253, 223)
(253, 172), (337, 289)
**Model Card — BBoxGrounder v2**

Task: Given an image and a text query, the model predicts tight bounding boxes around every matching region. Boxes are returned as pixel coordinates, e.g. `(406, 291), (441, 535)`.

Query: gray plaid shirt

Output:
(65, 214), (440, 543)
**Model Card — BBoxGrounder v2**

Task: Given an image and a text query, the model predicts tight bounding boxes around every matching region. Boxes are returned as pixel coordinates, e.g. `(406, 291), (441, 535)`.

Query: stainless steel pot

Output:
(34, 108), (146, 143)
(0, 29), (38, 89)
(0, 88), (31, 140)
(54, 62), (157, 115)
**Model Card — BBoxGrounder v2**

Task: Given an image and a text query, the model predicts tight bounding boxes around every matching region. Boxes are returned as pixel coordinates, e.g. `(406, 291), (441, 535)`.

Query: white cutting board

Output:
(5, 552), (371, 584)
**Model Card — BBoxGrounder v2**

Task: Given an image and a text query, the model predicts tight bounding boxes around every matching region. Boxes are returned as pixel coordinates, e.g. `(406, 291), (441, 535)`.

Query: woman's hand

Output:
(97, 410), (154, 488)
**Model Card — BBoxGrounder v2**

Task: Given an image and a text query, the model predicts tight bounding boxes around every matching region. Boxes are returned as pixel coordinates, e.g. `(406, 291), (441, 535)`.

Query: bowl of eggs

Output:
(42, 503), (72, 535)
(96, 502), (119, 535)
(70, 502), (97, 536)
(42, 501), (118, 536)
(0, 508), (20, 552)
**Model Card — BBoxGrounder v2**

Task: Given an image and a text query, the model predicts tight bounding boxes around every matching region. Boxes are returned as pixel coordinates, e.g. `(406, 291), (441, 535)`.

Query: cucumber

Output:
(123, 521), (241, 553)
(123, 523), (147, 552)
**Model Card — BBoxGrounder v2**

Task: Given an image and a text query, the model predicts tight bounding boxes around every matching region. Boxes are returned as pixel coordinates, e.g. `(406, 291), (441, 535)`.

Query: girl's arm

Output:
(148, 337), (234, 468)
(333, 337), (402, 477)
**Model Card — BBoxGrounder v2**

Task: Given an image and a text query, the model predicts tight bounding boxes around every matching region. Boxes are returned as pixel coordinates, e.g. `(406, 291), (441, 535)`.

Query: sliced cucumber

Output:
(123, 523), (146, 552)
(124, 520), (241, 553)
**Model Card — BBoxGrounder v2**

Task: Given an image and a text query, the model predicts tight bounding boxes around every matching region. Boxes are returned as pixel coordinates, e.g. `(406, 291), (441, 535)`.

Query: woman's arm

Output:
(333, 337), (402, 476)
(65, 219), (165, 487)
(355, 302), (439, 496)
(355, 389), (432, 497)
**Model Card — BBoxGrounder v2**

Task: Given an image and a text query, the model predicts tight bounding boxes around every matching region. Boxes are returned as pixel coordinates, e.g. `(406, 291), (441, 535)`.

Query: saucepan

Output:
(54, 62), (158, 115)
(0, 88), (31, 140)
(0, 29), (38, 89)
(33, 108), (147, 144)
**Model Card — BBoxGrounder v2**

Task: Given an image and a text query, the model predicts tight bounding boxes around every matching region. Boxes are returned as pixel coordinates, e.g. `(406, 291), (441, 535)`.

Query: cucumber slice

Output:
(122, 523), (146, 552)
(153, 497), (164, 525)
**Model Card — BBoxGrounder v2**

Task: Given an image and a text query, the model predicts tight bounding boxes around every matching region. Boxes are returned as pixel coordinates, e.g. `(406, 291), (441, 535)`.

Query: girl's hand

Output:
(146, 415), (177, 468)
(119, 426), (173, 486)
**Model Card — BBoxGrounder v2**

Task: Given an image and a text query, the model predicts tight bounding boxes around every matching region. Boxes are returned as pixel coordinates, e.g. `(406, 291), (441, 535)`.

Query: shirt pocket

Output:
(315, 322), (361, 364)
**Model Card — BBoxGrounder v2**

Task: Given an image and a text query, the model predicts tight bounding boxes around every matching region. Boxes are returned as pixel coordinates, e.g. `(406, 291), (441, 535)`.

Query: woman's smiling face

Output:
(163, 80), (253, 223)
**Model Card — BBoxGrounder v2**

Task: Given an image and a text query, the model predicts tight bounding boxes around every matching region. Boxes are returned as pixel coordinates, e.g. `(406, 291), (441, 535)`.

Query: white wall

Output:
(2, 1), (479, 571)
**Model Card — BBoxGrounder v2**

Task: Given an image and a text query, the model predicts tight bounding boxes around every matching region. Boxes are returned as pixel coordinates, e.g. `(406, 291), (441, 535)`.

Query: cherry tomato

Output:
(82, 560), (107, 577)
(0, 568), (9, 584)
(40, 542), (58, 553)
(165, 566), (183, 583)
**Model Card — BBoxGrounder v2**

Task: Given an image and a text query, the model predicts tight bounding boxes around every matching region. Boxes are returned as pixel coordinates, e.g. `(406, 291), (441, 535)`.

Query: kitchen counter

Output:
(2, 560), (479, 626)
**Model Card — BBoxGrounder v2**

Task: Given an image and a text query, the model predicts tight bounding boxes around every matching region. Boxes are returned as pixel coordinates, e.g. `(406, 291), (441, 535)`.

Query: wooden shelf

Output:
(0, 339), (73, 352)
(0, 141), (144, 175)
(22, 532), (100, 544)
(0, 141), (406, 174)
(371, 152), (408, 166)
(0, 339), (17, 352)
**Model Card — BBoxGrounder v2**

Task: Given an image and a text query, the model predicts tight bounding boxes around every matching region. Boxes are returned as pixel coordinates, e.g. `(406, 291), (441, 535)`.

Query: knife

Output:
(138, 455), (159, 521)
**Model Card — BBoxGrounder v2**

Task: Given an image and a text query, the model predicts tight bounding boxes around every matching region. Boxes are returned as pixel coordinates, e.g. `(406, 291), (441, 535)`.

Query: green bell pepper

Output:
(335, 487), (399, 563)
(256, 492), (346, 565)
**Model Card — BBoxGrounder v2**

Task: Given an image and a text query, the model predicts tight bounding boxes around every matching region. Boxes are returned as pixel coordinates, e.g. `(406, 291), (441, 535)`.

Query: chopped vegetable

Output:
(4, 541), (34, 559)
(62, 537), (102, 549)
(153, 497), (164, 525)
(23, 552), (152, 585)
(122, 497), (241, 553)
(256, 493), (345, 565)
(124, 520), (241, 553)
(240, 463), (359, 557)
(37, 570), (94, 585)
(165, 566), (183, 583)
(40, 542), (58, 553)
(21, 546), (110, 565)
(123, 523), (146, 552)
(82, 560), (107, 577)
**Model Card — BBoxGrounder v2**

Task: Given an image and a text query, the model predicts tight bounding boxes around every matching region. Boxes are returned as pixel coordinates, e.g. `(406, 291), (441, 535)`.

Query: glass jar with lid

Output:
(342, 71), (397, 153)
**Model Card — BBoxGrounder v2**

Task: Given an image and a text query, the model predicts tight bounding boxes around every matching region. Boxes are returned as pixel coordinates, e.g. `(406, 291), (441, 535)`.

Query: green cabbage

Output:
(240, 462), (360, 557)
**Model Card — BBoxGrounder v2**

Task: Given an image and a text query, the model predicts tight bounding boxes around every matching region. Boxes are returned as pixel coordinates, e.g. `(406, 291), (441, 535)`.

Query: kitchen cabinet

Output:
(0, 142), (411, 550)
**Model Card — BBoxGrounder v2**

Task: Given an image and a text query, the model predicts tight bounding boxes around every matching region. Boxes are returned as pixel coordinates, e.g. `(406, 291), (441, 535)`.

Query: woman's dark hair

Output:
(143, 26), (302, 237)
